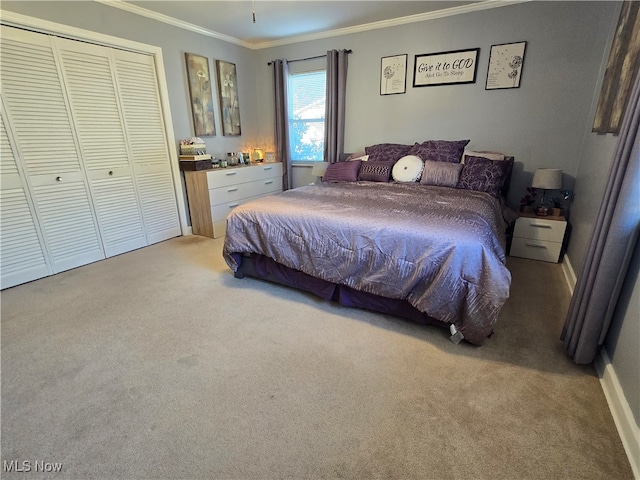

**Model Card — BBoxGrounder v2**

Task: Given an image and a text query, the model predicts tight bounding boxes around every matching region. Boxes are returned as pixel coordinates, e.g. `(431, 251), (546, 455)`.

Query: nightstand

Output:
(510, 213), (567, 263)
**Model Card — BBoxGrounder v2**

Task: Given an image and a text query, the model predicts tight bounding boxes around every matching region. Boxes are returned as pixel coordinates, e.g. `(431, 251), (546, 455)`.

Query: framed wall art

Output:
(216, 60), (242, 136)
(380, 54), (407, 95)
(184, 52), (216, 136)
(413, 48), (479, 87)
(485, 41), (527, 90)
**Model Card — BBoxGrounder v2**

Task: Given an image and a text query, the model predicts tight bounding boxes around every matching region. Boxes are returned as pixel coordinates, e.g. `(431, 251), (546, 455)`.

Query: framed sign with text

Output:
(413, 48), (479, 87)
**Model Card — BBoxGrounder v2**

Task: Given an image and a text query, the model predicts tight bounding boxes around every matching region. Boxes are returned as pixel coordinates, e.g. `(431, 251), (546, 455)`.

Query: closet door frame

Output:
(0, 10), (188, 236)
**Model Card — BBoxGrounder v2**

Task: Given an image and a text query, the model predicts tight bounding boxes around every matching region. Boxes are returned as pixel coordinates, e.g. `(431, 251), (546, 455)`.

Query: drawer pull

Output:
(225, 171), (237, 176)
(526, 242), (548, 249)
(530, 222), (552, 229)
(264, 166), (273, 170)
(228, 203), (239, 208)
(227, 187), (238, 192)
(265, 180), (273, 185)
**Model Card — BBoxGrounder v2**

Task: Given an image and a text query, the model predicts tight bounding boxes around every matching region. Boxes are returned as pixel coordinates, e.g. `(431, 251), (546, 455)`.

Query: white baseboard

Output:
(561, 253), (577, 294)
(595, 348), (640, 479)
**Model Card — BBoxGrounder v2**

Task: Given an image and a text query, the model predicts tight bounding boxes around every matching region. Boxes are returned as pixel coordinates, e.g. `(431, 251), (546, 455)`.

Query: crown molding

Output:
(97, 0), (531, 51)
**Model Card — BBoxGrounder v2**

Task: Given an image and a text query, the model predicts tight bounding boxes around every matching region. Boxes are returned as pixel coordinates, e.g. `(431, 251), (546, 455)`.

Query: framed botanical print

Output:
(216, 60), (242, 136)
(184, 53), (216, 136)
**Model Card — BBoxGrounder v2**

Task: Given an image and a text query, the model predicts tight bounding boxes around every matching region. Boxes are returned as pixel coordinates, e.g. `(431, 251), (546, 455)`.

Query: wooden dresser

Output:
(184, 163), (283, 238)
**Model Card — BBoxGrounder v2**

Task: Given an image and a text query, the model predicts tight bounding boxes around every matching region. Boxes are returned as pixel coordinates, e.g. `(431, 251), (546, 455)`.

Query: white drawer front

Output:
(207, 163), (283, 188)
(510, 237), (562, 263)
(210, 177), (281, 206)
(514, 217), (566, 243)
(210, 189), (282, 223)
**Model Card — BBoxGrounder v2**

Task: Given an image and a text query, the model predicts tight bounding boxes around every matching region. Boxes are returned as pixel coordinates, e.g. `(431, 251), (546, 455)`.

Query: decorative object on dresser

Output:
(179, 138), (212, 170)
(184, 53), (216, 136)
(531, 168), (562, 216)
(510, 213), (568, 263)
(184, 163), (283, 238)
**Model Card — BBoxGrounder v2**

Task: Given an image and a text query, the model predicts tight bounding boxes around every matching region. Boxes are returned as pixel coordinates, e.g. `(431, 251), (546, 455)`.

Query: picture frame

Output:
(185, 53), (216, 136)
(593, 1), (640, 134)
(413, 48), (479, 87)
(380, 54), (407, 95)
(485, 41), (527, 90)
(216, 60), (242, 136)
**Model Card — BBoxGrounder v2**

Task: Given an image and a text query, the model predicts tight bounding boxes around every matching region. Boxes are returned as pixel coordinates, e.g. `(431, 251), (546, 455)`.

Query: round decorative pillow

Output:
(392, 155), (424, 182)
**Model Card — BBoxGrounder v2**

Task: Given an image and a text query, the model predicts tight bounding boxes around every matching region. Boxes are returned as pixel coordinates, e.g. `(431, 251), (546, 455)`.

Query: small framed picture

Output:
(265, 152), (276, 163)
(380, 54), (407, 95)
(485, 41), (527, 90)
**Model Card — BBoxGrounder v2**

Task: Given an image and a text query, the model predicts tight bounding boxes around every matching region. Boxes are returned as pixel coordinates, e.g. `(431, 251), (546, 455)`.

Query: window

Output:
(287, 69), (326, 162)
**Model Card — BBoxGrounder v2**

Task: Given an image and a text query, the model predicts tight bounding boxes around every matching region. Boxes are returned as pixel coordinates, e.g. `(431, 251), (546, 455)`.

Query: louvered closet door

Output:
(0, 26), (105, 273)
(55, 37), (147, 258)
(112, 50), (181, 244)
(0, 102), (53, 289)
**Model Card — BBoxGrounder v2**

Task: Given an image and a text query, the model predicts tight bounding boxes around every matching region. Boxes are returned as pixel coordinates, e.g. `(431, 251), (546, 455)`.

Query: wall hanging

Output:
(380, 54), (407, 95)
(185, 52), (216, 136)
(485, 41), (527, 90)
(413, 48), (479, 87)
(216, 60), (242, 136)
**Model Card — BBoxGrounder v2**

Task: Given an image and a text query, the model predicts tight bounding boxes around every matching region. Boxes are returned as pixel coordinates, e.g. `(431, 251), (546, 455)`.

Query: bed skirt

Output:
(231, 252), (451, 332)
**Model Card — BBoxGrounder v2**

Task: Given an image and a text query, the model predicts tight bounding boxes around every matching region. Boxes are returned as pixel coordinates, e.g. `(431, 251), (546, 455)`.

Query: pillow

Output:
(346, 152), (369, 161)
(358, 161), (392, 182)
(408, 139), (470, 163)
(457, 156), (510, 197)
(322, 160), (362, 182)
(420, 160), (463, 187)
(364, 143), (412, 163)
(462, 150), (505, 163)
(392, 155), (424, 182)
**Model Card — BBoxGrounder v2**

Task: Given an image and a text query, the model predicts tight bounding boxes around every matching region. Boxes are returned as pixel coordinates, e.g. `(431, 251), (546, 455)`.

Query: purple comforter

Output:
(223, 182), (512, 344)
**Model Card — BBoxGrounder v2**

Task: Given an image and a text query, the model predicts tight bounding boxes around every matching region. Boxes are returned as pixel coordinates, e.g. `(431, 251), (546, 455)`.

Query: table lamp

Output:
(531, 168), (562, 216)
(311, 162), (329, 184)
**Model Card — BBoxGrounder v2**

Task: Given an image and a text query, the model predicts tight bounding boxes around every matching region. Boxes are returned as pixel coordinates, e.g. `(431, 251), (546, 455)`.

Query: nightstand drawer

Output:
(510, 237), (563, 263)
(513, 217), (566, 242)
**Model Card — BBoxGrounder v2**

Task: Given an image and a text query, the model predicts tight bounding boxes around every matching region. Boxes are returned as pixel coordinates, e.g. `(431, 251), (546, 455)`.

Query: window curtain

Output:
(561, 65), (640, 364)
(324, 49), (349, 164)
(272, 59), (291, 190)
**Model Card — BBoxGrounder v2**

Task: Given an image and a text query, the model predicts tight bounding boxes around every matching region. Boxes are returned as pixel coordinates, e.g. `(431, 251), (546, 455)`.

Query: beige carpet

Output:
(1, 235), (633, 479)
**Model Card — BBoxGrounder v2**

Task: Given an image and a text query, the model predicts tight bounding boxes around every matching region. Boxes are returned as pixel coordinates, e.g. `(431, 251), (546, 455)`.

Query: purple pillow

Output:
(358, 161), (392, 182)
(409, 139), (470, 163)
(457, 156), (510, 197)
(322, 160), (362, 182)
(364, 143), (412, 163)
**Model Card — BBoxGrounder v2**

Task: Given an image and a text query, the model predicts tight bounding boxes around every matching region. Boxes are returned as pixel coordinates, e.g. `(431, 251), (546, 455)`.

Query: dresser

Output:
(184, 163), (283, 238)
(510, 213), (567, 263)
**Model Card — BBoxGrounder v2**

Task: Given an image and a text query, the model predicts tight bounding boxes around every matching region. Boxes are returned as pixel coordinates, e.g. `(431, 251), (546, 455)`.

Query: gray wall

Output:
(2, 0), (637, 424)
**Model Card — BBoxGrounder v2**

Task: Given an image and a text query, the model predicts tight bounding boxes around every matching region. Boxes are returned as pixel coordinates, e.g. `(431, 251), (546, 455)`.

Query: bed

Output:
(223, 141), (516, 345)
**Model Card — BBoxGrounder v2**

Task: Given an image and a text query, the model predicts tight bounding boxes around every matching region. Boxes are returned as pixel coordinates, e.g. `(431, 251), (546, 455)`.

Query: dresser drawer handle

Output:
(264, 180), (273, 185)
(228, 203), (239, 208)
(526, 242), (548, 249)
(264, 166), (273, 170)
(225, 171), (237, 176)
(227, 187), (238, 192)
(530, 223), (552, 228)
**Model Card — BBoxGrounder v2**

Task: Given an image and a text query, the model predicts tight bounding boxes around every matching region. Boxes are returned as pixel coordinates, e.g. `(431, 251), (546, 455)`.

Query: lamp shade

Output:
(531, 168), (562, 190)
(311, 162), (329, 177)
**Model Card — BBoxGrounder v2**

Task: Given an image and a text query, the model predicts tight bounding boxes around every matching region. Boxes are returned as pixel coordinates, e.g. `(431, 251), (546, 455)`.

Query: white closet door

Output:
(55, 37), (147, 257)
(112, 49), (181, 244)
(0, 26), (105, 273)
(0, 102), (53, 289)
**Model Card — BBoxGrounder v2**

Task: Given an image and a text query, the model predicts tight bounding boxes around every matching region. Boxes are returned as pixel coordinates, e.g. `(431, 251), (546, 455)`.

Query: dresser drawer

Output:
(210, 177), (281, 207)
(510, 237), (563, 263)
(513, 217), (566, 243)
(210, 188), (282, 223)
(206, 163), (283, 188)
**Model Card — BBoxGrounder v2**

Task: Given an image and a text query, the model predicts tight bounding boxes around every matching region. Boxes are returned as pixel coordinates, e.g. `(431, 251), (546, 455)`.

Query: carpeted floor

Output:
(0, 235), (633, 479)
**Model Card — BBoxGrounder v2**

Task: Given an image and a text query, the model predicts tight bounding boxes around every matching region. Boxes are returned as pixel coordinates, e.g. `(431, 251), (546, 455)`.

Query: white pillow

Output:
(462, 150), (505, 163)
(392, 155), (424, 182)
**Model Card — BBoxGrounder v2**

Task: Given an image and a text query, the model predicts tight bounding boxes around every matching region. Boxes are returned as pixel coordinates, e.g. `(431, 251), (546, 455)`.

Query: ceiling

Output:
(99, 1), (511, 49)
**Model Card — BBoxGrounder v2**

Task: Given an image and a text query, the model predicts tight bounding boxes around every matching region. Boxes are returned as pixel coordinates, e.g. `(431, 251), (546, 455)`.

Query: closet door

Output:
(0, 102), (52, 289)
(112, 50), (181, 244)
(55, 37), (147, 257)
(0, 26), (105, 273)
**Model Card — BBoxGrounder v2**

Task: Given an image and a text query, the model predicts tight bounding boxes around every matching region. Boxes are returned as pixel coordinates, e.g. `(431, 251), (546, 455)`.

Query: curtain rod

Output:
(268, 49), (352, 66)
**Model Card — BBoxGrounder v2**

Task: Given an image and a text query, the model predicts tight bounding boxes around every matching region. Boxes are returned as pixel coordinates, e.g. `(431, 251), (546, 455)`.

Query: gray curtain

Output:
(562, 65), (640, 364)
(272, 59), (291, 190)
(324, 50), (349, 164)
